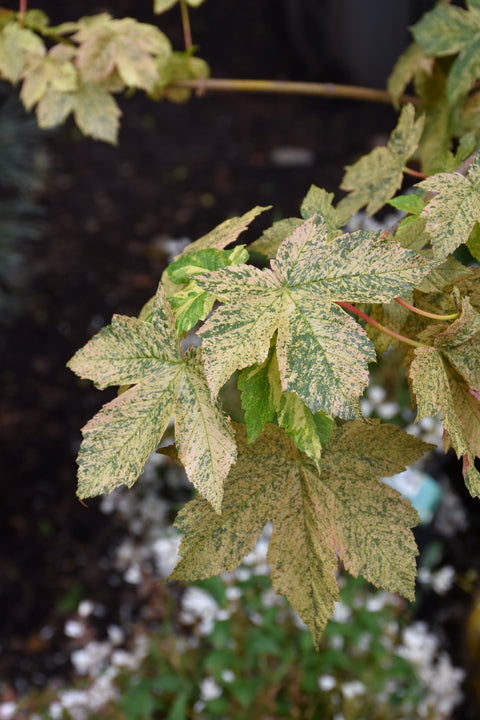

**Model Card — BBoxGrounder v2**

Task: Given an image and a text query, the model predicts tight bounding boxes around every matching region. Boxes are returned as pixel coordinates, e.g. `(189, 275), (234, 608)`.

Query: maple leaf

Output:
(410, 346), (480, 496)
(433, 297), (480, 391)
(412, 3), (480, 103)
(171, 422), (429, 647)
(20, 44), (78, 112)
(73, 15), (171, 92)
(417, 152), (480, 260)
(0, 22), (44, 83)
(387, 42), (434, 107)
(67, 285), (235, 510)
(154, 0), (205, 13)
(336, 104), (424, 221)
(196, 215), (431, 419)
(248, 218), (302, 259)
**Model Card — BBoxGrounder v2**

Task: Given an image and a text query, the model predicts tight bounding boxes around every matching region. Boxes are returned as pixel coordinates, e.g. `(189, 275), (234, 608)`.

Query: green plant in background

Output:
(2, 0), (480, 651)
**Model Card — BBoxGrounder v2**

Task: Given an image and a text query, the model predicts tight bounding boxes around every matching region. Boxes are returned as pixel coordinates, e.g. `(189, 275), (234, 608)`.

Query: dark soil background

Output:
(2, 0), (479, 715)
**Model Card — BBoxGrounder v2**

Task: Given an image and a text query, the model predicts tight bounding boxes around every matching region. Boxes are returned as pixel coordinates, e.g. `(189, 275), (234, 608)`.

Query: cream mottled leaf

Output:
(77, 376), (178, 499)
(20, 45), (77, 111)
(72, 82), (121, 144)
(172, 422), (428, 646)
(198, 216), (430, 417)
(68, 286), (235, 507)
(176, 206), (270, 260)
(418, 153), (480, 260)
(0, 23), (44, 83)
(387, 42), (433, 106)
(174, 346), (236, 512)
(434, 297), (480, 390)
(337, 104), (424, 220)
(36, 86), (76, 129)
(410, 347), (480, 496)
(300, 185), (341, 234)
(74, 16), (171, 92)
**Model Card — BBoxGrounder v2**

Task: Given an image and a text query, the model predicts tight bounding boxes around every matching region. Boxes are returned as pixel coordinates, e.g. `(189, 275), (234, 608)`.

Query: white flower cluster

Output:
(397, 621), (465, 718)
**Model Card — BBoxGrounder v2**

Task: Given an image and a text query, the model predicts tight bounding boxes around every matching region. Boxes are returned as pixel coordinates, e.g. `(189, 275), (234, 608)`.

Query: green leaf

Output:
(197, 215), (431, 418)
(410, 346), (480, 496)
(167, 246), (249, 334)
(172, 422), (429, 647)
(67, 286), (235, 510)
(154, 51), (210, 102)
(237, 348), (276, 443)
(167, 246), (249, 284)
(418, 152), (480, 259)
(74, 15), (172, 92)
(336, 104), (424, 220)
(387, 193), (425, 215)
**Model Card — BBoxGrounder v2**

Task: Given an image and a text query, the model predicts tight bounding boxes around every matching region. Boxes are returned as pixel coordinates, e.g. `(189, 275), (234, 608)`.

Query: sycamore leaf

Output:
(0, 23), (44, 83)
(300, 185), (341, 232)
(20, 44), (78, 112)
(36, 86), (76, 129)
(197, 215), (431, 418)
(155, 51), (209, 102)
(72, 82), (121, 144)
(387, 192), (425, 216)
(248, 217), (302, 259)
(410, 346), (480, 496)
(168, 282), (216, 336)
(336, 104), (424, 221)
(172, 422), (428, 647)
(417, 152), (480, 260)
(387, 42), (434, 106)
(433, 297), (480, 390)
(414, 62), (452, 175)
(74, 16), (171, 92)
(412, 4), (480, 103)
(237, 348), (276, 443)
(67, 286), (235, 510)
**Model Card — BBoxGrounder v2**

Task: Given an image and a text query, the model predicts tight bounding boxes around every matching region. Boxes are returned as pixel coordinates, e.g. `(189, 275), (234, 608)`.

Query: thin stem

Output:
(179, 0), (193, 51)
(171, 77), (418, 106)
(336, 301), (423, 348)
(19, 0), (27, 27)
(395, 296), (459, 321)
(403, 166), (428, 179)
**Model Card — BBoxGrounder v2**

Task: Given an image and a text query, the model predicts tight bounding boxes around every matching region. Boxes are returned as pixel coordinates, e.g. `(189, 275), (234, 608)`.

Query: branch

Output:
(336, 301), (423, 348)
(171, 78), (418, 106)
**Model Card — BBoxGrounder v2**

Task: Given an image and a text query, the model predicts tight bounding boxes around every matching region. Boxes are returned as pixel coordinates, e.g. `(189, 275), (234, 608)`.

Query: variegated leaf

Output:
(418, 153), (480, 260)
(198, 216), (431, 418)
(172, 422), (429, 647)
(410, 346), (480, 497)
(68, 285), (235, 509)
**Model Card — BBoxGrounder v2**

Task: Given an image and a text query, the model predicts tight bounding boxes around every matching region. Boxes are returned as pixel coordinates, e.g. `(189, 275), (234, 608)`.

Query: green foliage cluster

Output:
(7, 0), (480, 646)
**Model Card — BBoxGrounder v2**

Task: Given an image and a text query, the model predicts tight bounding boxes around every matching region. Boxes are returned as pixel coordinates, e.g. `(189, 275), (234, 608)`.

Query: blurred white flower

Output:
(342, 680), (366, 698)
(180, 587), (220, 636)
(221, 669), (235, 683)
(64, 619), (85, 638)
(431, 566), (455, 595)
(318, 674), (336, 691)
(199, 676), (222, 701)
(332, 600), (351, 623)
(0, 702), (17, 720)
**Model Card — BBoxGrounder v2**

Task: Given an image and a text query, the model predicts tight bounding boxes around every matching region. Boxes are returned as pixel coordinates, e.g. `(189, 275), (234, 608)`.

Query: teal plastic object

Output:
(382, 467), (442, 524)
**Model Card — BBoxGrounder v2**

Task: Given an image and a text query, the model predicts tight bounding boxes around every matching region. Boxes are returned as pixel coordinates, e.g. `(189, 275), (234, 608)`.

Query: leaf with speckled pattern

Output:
(410, 346), (480, 497)
(68, 285), (235, 510)
(197, 215), (431, 418)
(171, 422), (429, 647)
(434, 297), (480, 390)
(418, 153), (480, 260)
(336, 104), (424, 221)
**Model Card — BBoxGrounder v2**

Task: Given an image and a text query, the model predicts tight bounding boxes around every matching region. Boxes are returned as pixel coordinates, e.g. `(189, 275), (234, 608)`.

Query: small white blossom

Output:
(180, 587), (219, 636)
(199, 676), (222, 701)
(431, 566), (455, 595)
(107, 625), (124, 645)
(225, 586), (242, 602)
(65, 619), (85, 638)
(0, 702), (17, 720)
(78, 600), (95, 618)
(221, 669), (235, 683)
(318, 674), (336, 691)
(332, 600), (351, 623)
(342, 680), (366, 698)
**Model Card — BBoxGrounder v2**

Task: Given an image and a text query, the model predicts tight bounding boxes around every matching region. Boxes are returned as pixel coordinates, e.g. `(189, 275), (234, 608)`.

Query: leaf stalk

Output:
(395, 296), (459, 321)
(336, 301), (423, 349)
(18, 0), (27, 27)
(179, 0), (193, 51)
(403, 166), (427, 179)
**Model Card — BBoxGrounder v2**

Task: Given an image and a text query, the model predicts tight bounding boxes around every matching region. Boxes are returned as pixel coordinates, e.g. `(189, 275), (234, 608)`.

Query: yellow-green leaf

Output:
(172, 422), (429, 647)
(73, 82), (121, 144)
(337, 104), (424, 221)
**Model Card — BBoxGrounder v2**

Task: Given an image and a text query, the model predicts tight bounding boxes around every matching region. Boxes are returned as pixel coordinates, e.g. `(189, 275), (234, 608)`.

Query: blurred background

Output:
(2, 1), (480, 718)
